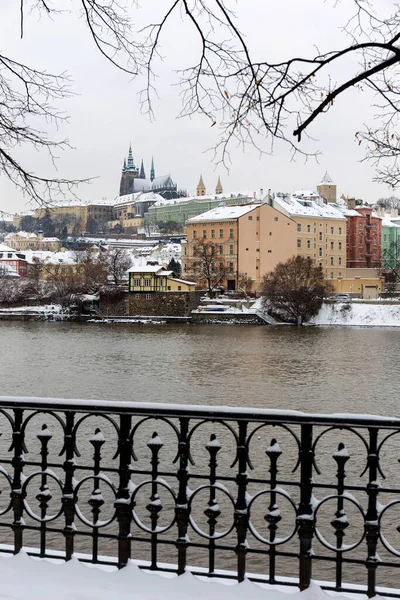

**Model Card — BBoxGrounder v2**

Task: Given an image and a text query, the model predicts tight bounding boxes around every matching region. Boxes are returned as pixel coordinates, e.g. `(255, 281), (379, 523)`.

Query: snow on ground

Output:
(0, 304), (62, 313)
(0, 552), (379, 600)
(312, 302), (400, 327)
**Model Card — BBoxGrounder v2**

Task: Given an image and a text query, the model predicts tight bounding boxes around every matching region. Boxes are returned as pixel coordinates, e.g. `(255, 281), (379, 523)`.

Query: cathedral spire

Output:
(140, 158), (146, 179)
(122, 158), (127, 172)
(150, 156), (155, 182)
(197, 174), (206, 196)
(215, 176), (223, 195)
(127, 143), (134, 170)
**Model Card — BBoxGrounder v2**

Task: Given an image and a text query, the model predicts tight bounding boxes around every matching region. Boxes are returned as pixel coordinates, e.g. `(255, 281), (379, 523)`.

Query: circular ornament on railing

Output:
(130, 479), (176, 534)
(0, 468), (13, 516)
(247, 488), (298, 545)
(378, 500), (400, 557)
(313, 494), (365, 552)
(22, 471), (64, 523)
(188, 484), (236, 540)
(73, 474), (117, 528)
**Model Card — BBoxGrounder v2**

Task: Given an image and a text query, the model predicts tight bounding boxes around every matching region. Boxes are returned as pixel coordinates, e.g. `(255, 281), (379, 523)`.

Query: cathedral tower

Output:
(215, 176), (223, 195)
(196, 175), (206, 196)
(119, 144), (140, 196)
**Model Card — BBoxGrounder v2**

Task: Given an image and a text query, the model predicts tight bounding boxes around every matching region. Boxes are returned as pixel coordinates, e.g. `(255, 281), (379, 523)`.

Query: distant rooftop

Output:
(187, 204), (258, 222)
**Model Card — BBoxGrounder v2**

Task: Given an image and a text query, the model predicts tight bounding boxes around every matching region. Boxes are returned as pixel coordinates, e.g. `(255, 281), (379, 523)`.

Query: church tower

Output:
(150, 157), (155, 182)
(317, 171), (337, 203)
(215, 176), (223, 195)
(196, 175), (206, 196)
(139, 159), (146, 179)
(119, 143), (140, 196)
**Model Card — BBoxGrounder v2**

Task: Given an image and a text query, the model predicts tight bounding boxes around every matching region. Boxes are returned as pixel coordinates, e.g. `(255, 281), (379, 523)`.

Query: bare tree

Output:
(186, 239), (227, 297)
(261, 256), (334, 325)
(238, 272), (253, 296)
(377, 196), (400, 210)
(105, 248), (132, 285)
(6, 0), (400, 202)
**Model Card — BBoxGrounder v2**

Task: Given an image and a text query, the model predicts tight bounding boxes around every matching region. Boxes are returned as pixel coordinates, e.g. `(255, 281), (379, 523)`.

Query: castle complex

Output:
(119, 144), (185, 200)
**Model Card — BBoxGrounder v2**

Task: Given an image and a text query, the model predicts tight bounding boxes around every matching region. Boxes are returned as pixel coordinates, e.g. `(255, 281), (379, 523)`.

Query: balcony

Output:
(0, 397), (398, 598)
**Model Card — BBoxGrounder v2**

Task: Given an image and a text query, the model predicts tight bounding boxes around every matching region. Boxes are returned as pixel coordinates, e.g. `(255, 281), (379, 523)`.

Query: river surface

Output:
(0, 320), (399, 416)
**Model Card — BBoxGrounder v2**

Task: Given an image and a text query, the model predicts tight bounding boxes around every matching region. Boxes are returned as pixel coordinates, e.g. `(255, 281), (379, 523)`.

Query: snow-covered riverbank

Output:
(312, 302), (400, 327)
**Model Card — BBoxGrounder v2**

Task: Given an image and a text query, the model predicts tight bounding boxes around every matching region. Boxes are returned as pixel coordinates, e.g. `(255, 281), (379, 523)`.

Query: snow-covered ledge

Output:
(1, 552), (396, 600)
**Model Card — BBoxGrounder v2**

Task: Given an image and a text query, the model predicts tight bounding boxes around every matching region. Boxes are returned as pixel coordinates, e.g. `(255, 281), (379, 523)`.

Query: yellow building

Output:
(4, 232), (61, 252)
(272, 192), (347, 281)
(34, 200), (114, 234)
(333, 268), (384, 298)
(182, 201), (297, 290)
(128, 265), (196, 293)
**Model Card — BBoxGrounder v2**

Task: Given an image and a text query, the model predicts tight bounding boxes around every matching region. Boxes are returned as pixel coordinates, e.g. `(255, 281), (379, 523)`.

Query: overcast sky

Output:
(0, 0), (396, 214)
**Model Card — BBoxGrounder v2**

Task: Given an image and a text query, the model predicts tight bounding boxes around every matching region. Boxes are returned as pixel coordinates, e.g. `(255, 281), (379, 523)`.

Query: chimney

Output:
(391, 207), (398, 218)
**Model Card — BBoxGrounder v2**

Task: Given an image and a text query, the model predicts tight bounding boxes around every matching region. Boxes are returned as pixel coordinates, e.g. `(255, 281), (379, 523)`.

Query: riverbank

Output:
(312, 301), (400, 327)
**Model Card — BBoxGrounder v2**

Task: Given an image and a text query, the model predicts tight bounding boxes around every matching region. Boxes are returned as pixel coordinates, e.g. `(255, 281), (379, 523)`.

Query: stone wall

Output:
(100, 291), (203, 317)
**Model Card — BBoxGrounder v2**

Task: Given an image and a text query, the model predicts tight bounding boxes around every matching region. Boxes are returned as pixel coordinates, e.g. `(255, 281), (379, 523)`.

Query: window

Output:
(246, 248), (249, 251)
(274, 217), (278, 222)
(146, 293), (151, 299)
(359, 251), (363, 258)
(338, 241), (342, 250)
(144, 278), (152, 286)
(135, 294), (141, 299)
(330, 227), (334, 234)
(307, 224), (311, 233)
(373, 237), (377, 245)
(219, 229), (224, 238)
(229, 228), (234, 238)
(330, 257), (334, 266)
(338, 257), (342, 266)
(219, 245), (224, 255)
(330, 272), (334, 279)
(297, 238), (302, 248)
(211, 229), (215, 238)
(338, 227), (342, 235)
(133, 278), (140, 286)
(268, 249), (272, 253)
(330, 241), (334, 250)
(307, 240), (311, 249)
(297, 223), (301, 232)
(384, 234), (387, 242)
(248, 216), (253, 221)
(338, 272), (342, 278)
(359, 223), (363, 230)
(192, 230), (197, 239)
(256, 248), (260, 252)
(319, 248), (323, 257)
(319, 232), (323, 241)
(184, 246), (187, 255)
(256, 216), (260, 221)
(211, 245), (215, 255)
(177, 286), (182, 291)
(229, 262), (234, 272)
(229, 245), (234, 254)
(202, 230), (207, 238)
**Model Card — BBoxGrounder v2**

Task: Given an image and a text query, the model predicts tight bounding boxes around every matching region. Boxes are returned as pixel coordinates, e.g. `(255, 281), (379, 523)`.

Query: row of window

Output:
(297, 239), (343, 250)
(192, 245), (236, 256)
(133, 278), (153, 287)
(297, 224), (344, 235)
(193, 228), (235, 240)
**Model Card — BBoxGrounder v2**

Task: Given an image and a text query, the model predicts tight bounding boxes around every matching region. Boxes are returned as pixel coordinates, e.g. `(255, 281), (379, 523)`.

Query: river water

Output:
(0, 321), (399, 590)
(1, 320), (399, 416)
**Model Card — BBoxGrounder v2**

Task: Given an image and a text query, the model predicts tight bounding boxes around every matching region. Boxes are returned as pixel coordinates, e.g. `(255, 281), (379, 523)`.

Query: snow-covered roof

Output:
(169, 278), (196, 286)
(319, 170), (334, 185)
(151, 190), (263, 207)
(381, 215), (400, 227)
(5, 231), (37, 239)
(272, 195), (346, 221)
(21, 250), (78, 265)
(127, 265), (166, 274)
(187, 204), (257, 222)
(0, 243), (16, 252)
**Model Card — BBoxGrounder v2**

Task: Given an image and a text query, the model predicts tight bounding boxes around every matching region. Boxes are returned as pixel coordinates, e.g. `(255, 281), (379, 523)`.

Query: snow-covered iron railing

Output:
(0, 398), (399, 597)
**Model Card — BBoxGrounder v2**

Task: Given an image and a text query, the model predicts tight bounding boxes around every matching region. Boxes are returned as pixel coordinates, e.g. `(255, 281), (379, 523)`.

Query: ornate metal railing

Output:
(0, 397), (399, 597)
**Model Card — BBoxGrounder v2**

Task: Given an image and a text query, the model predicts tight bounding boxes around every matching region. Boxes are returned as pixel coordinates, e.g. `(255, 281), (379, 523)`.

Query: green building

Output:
(144, 192), (261, 228)
(382, 214), (400, 269)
